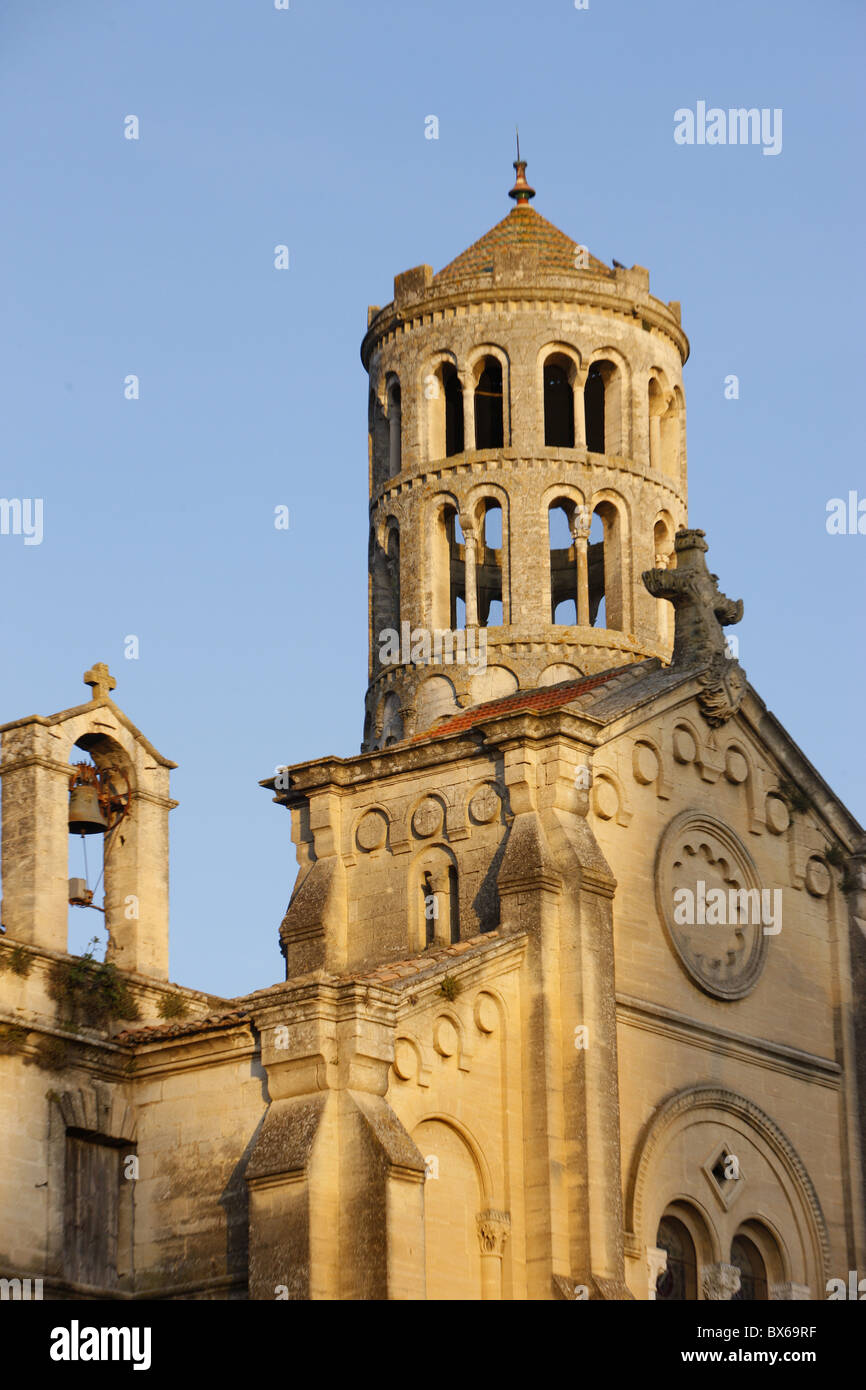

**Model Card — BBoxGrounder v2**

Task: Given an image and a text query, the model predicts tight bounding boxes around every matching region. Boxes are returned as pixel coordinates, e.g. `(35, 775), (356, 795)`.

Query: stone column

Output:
(426, 868), (451, 947)
(462, 524), (479, 628)
(476, 1210), (510, 1300)
(461, 374), (475, 451)
(702, 1263), (741, 1300)
(647, 1246), (667, 1301)
(571, 507), (592, 627)
(770, 1282), (811, 1300)
(0, 721), (71, 953)
(574, 367), (588, 449)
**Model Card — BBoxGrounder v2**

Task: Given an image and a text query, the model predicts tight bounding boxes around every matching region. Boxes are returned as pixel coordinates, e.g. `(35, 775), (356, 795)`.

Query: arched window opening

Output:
(648, 377), (666, 472)
(659, 391), (680, 479)
(544, 358), (575, 447)
(474, 357), (503, 450)
(653, 517), (673, 646)
(429, 363), (464, 460)
(67, 753), (109, 960)
(431, 502), (467, 631)
(655, 1215), (698, 1302)
(449, 509), (467, 628)
(731, 1234), (768, 1302)
(66, 738), (133, 964)
(370, 387), (390, 491)
(386, 526), (400, 626)
(549, 503), (577, 625)
(419, 861), (460, 949)
(584, 363), (605, 452)
(585, 359), (622, 454)
(371, 522), (401, 666)
(589, 510), (606, 626)
(379, 693), (403, 747)
(421, 871), (436, 947)
(447, 865), (459, 942)
(387, 377), (402, 477)
(444, 364), (464, 457)
(435, 505), (466, 629)
(591, 502), (624, 630)
(478, 502), (503, 627)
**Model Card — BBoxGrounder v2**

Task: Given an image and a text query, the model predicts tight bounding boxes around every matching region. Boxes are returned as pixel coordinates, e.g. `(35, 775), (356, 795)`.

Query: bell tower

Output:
(361, 158), (689, 749)
(0, 664), (176, 979)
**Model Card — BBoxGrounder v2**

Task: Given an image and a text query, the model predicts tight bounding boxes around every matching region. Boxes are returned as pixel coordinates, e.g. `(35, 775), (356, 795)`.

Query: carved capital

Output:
(570, 508), (592, 544)
(476, 1209), (511, 1257)
(702, 1262), (741, 1301)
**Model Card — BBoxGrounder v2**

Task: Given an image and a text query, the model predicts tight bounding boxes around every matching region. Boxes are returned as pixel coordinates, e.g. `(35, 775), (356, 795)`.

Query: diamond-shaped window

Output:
(702, 1144), (746, 1211)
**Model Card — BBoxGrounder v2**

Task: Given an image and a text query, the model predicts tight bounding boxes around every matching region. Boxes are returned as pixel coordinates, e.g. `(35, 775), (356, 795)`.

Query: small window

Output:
(584, 364), (605, 452)
(478, 503), (503, 627)
(474, 358), (504, 449)
(387, 378), (402, 476)
(544, 361), (574, 447)
(443, 366), (464, 456)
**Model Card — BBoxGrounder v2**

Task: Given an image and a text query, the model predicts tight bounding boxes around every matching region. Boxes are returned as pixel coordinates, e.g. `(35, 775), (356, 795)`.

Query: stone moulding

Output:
(654, 809), (768, 1001)
(625, 1084), (831, 1282)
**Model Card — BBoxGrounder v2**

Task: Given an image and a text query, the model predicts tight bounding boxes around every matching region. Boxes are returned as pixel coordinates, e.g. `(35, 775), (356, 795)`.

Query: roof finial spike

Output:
(509, 136), (535, 206)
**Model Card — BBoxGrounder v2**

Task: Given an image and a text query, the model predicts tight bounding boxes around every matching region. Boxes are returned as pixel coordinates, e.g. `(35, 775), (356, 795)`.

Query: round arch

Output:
(626, 1085), (830, 1293)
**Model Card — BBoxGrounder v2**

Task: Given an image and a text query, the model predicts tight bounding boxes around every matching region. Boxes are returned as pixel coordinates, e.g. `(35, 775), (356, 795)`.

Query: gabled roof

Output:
(433, 204), (613, 283)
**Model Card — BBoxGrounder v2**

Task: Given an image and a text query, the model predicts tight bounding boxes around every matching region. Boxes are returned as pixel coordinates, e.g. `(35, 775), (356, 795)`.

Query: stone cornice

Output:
(617, 993), (841, 1085)
(369, 448), (687, 513)
(265, 709), (604, 805)
(361, 277), (689, 367)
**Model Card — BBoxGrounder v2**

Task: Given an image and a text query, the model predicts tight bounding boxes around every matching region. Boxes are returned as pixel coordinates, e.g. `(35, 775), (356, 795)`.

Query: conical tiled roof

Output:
(434, 204), (613, 283)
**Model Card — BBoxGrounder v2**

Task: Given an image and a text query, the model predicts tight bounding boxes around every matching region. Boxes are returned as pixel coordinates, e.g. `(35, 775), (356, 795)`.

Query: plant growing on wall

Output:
(48, 937), (140, 1030)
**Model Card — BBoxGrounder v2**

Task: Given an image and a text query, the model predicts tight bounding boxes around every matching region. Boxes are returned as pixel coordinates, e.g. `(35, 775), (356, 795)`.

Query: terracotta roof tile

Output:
(434, 206), (612, 283)
(411, 669), (622, 742)
(113, 1009), (250, 1045)
(345, 932), (505, 987)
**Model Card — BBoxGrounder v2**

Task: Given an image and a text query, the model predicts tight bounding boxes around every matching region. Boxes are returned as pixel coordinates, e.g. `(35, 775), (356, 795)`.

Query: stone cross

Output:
(643, 528), (742, 666)
(83, 662), (117, 702)
(643, 528), (746, 726)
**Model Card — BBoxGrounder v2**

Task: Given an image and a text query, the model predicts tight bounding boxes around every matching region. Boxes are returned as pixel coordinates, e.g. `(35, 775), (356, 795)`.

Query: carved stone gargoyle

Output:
(643, 527), (746, 727)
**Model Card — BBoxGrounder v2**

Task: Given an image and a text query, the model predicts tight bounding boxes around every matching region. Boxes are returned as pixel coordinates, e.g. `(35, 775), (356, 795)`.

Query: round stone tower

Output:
(360, 158), (689, 750)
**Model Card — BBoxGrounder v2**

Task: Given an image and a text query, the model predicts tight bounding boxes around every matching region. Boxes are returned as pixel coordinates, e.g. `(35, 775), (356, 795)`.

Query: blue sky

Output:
(0, 0), (863, 997)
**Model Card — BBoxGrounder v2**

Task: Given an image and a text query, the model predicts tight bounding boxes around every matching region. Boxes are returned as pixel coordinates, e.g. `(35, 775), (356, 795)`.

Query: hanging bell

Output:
(68, 784), (108, 836)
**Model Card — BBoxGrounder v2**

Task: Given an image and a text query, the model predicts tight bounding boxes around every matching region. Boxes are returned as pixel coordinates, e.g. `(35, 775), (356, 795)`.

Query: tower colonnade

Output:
(361, 165), (689, 749)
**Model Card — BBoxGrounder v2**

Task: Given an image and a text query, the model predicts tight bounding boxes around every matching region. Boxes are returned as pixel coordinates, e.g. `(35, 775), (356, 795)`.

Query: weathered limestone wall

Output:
(588, 692), (866, 1298)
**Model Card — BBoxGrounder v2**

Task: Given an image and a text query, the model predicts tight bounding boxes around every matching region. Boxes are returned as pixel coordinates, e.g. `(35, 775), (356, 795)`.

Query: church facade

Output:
(1, 162), (864, 1301)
